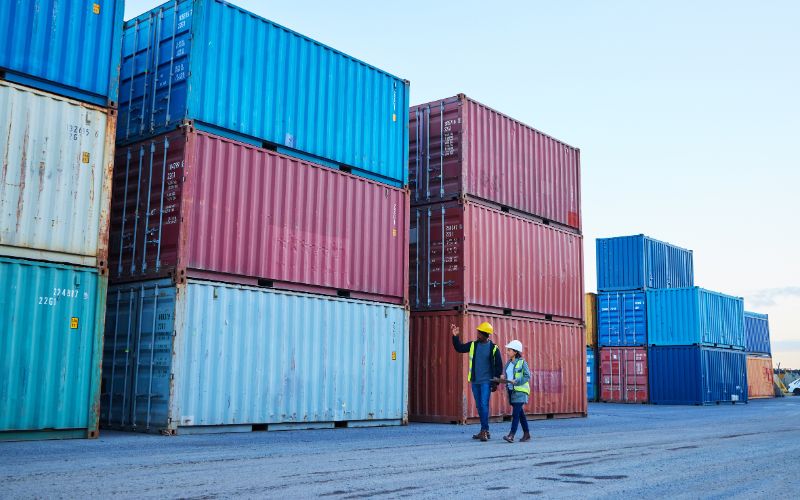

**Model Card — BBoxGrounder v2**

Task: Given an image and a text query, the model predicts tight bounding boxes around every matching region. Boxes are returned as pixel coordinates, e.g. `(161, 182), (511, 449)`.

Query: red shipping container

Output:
(409, 311), (587, 423)
(600, 347), (648, 403)
(108, 129), (409, 304)
(410, 200), (584, 321)
(409, 94), (581, 231)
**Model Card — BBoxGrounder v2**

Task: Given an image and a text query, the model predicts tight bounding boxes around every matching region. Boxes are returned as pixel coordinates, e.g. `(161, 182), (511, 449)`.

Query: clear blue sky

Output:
(126, 1), (800, 367)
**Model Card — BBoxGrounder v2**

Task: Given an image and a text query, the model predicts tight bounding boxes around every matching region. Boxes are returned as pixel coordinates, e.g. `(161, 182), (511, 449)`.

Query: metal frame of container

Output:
(744, 311), (771, 355)
(0, 0), (124, 107)
(586, 347), (598, 402)
(746, 355), (774, 399)
(648, 346), (748, 405)
(596, 234), (694, 292)
(646, 287), (745, 349)
(108, 128), (410, 304)
(1, 257), (107, 441)
(585, 293), (597, 347)
(410, 200), (584, 321)
(101, 279), (409, 434)
(117, 0), (409, 187)
(599, 347), (648, 404)
(597, 291), (647, 347)
(409, 94), (581, 232)
(0, 81), (116, 272)
(409, 311), (587, 423)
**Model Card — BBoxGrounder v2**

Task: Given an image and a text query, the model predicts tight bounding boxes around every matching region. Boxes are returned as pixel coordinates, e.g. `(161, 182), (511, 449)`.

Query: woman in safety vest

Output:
(496, 340), (531, 443)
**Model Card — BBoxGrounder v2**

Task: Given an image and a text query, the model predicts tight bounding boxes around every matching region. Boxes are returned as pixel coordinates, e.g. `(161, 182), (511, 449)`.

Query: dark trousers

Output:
(510, 402), (529, 435)
(471, 382), (491, 431)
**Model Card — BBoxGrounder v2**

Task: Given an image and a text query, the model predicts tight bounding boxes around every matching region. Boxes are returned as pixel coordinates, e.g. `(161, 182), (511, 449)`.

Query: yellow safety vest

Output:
(468, 342), (498, 382)
(512, 358), (531, 395)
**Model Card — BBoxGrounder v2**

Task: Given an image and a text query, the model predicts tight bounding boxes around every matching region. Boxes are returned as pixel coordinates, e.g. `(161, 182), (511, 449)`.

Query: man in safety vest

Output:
(451, 322), (503, 442)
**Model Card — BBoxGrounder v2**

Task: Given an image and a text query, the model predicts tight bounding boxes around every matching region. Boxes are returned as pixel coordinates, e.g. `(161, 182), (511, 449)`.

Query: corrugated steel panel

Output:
(647, 287), (745, 348)
(409, 95), (581, 231)
(744, 312), (771, 355)
(0, 257), (106, 440)
(0, 0), (123, 107)
(597, 291), (647, 346)
(599, 347), (648, 403)
(0, 82), (115, 270)
(585, 293), (597, 347)
(648, 346), (748, 405)
(596, 234), (694, 291)
(410, 200), (584, 320)
(102, 279), (409, 432)
(108, 129), (409, 303)
(586, 347), (597, 402)
(746, 356), (774, 399)
(409, 311), (586, 422)
(117, 0), (409, 187)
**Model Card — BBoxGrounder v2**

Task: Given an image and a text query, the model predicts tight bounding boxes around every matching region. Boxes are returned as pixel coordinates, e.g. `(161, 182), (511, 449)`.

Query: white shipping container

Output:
(0, 81), (115, 270)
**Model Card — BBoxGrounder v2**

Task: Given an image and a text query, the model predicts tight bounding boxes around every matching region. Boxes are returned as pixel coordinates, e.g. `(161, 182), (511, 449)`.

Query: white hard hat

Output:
(506, 340), (523, 353)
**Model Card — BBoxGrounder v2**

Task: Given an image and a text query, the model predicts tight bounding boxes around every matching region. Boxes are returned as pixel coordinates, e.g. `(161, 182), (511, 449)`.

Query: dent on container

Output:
(0, 81), (115, 271)
(108, 129), (409, 303)
(117, 0), (409, 187)
(409, 95), (581, 231)
(101, 279), (409, 433)
(596, 235), (694, 291)
(0, 257), (106, 441)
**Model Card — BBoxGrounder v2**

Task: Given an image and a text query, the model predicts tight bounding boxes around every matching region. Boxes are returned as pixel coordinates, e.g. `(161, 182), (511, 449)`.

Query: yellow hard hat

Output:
(476, 322), (494, 335)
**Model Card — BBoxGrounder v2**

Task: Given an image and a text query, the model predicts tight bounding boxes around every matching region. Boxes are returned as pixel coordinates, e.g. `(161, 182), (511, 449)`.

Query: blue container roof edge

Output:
(596, 234), (694, 254)
(647, 286), (744, 302)
(744, 311), (768, 319)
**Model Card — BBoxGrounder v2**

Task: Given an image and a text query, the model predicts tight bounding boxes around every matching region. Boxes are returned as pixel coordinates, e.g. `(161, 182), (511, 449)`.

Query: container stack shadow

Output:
(407, 95), (587, 423)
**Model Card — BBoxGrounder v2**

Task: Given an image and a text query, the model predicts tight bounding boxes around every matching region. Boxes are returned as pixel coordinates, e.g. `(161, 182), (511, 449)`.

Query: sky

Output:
(125, 1), (800, 367)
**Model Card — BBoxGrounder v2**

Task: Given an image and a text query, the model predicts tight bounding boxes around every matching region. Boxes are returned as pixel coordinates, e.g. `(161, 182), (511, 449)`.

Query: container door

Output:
(410, 203), (464, 310)
(409, 98), (463, 204)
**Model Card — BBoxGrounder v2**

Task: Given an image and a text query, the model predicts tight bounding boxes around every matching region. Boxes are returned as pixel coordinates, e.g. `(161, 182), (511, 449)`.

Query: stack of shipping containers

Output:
(586, 293), (598, 402)
(407, 94), (586, 423)
(744, 312), (774, 399)
(0, 0), (124, 440)
(100, 0), (411, 434)
(595, 235), (694, 404)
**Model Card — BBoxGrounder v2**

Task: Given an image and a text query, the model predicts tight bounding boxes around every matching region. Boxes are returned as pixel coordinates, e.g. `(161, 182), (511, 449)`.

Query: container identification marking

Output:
(92, 4), (100, 14)
(70, 317), (79, 329)
(391, 351), (397, 361)
(82, 152), (90, 163)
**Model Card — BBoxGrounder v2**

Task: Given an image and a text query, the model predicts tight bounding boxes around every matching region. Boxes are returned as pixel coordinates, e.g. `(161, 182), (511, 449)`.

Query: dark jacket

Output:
(452, 336), (504, 385)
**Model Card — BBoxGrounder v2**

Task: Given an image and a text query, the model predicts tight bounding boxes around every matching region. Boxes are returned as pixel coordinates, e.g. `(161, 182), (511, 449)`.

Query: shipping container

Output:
(409, 311), (586, 423)
(108, 129), (409, 303)
(101, 279), (408, 433)
(744, 312), (771, 355)
(585, 293), (597, 347)
(597, 291), (647, 346)
(648, 346), (748, 405)
(599, 347), (648, 403)
(0, 81), (115, 270)
(0, 257), (106, 441)
(0, 0), (123, 107)
(596, 235), (694, 291)
(586, 347), (597, 402)
(117, 0), (409, 187)
(647, 287), (745, 349)
(746, 356), (774, 399)
(410, 200), (584, 320)
(409, 95), (581, 231)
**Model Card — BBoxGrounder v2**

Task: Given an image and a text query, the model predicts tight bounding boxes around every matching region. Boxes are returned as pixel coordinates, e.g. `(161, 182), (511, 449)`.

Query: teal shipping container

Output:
(647, 287), (745, 349)
(117, 0), (409, 187)
(586, 347), (597, 402)
(0, 257), (106, 441)
(101, 279), (409, 434)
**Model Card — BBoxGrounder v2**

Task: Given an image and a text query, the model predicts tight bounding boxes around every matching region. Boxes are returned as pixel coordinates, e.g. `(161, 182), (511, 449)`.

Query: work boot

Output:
(503, 434), (514, 443)
(520, 432), (532, 442)
(472, 431), (482, 440)
(480, 430), (489, 442)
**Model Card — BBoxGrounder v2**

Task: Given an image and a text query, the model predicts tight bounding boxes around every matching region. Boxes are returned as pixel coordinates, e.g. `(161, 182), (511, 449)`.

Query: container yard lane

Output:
(1, 399), (798, 498)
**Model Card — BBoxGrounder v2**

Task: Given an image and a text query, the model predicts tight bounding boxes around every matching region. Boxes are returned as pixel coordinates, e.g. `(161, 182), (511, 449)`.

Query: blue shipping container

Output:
(647, 287), (745, 349)
(586, 347), (597, 402)
(648, 346), (748, 405)
(744, 312), (771, 355)
(596, 235), (694, 292)
(0, 0), (124, 107)
(597, 291), (647, 346)
(117, 0), (409, 187)
(101, 279), (409, 433)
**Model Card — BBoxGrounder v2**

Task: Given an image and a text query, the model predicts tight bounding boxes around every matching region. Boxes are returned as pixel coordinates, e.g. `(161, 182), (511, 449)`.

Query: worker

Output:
(451, 322), (503, 442)
(495, 339), (531, 443)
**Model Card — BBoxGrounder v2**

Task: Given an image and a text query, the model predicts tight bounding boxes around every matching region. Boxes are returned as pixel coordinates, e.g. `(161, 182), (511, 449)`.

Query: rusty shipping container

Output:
(409, 94), (581, 231)
(599, 347), (648, 403)
(109, 129), (409, 304)
(0, 81), (115, 270)
(409, 311), (587, 423)
(746, 356), (774, 399)
(410, 200), (583, 320)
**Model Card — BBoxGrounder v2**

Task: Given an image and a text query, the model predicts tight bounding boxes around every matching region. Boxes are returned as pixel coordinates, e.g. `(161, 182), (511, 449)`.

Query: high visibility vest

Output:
(512, 359), (531, 395)
(468, 342), (497, 382)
